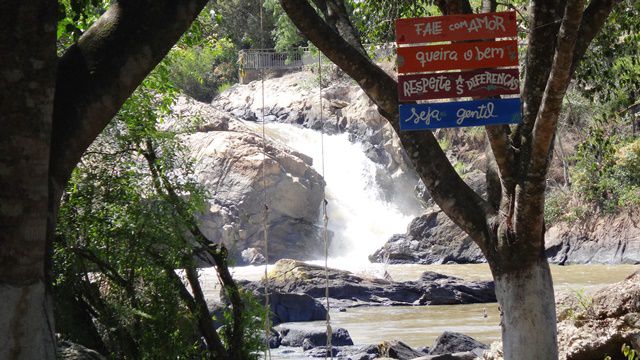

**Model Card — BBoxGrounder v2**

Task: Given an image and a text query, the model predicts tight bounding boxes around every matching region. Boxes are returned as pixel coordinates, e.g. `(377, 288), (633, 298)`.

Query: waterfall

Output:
(264, 123), (422, 267)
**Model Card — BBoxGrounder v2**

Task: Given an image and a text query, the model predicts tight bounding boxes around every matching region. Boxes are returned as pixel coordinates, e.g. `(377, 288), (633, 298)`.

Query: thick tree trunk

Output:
(494, 257), (558, 359)
(0, 1), (58, 359)
(0, 282), (56, 359)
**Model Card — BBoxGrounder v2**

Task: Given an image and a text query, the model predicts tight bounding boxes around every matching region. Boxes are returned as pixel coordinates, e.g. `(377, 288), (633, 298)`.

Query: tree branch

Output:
(280, 0), (494, 248)
(486, 125), (517, 198)
(513, 0), (566, 162)
(50, 0), (208, 192)
(570, 0), (622, 75)
(530, 0), (585, 180)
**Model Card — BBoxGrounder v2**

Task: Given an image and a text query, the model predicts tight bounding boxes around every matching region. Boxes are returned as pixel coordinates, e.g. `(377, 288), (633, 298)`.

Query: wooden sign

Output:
(396, 11), (517, 44)
(398, 68), (520, 101)
(399, 98), (521, 130)
(397, 40), (518, 73)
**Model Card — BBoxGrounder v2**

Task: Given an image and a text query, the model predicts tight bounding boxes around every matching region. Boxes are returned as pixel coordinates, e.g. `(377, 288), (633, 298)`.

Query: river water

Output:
(216, 263), (637, 352)
(211, 122), (639, 357)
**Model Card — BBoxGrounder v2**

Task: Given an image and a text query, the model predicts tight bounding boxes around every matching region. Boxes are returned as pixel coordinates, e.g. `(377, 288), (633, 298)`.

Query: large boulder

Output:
(556, 271), (640, 360)
(378, 340), (425, 360)
(173, 98), (327, 262)
(369, 208), (484, 265)
(276, 324), (354, 347)
(428, 332), (488, 355)
(241, 259), (495, 307)
(213, 71), (421, 206)
(251, 292), (327, 325)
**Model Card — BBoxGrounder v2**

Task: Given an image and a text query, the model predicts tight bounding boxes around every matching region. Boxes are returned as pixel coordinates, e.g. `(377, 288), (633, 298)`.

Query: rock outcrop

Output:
(170, 97), (327, 262)
(546, 209), (640, 265)
(213, 71), (421, 207)
(369, 207), (483, 265)
(370, 171), (486, 265)
(373, 202), (640, 266)
(241, 259), (496, 307)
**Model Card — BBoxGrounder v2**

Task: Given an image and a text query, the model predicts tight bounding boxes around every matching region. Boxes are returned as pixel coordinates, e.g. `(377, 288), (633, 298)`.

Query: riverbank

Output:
(204, 262), (638, 351)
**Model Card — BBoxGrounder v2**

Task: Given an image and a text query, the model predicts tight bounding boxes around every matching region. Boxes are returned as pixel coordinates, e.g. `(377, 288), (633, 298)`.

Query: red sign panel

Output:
(398, 68), (520, 101)
(396, 11), (517, 44)
(397, 40), (518, 74)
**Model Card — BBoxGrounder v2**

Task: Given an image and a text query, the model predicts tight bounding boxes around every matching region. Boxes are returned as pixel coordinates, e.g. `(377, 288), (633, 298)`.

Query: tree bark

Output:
(1, 0), (208, 358)
(0, 1), (58, 359)
(494, 257), (558, 360)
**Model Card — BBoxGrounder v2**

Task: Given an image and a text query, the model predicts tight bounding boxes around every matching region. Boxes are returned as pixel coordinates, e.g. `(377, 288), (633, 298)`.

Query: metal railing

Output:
(239, 47), (315, 70)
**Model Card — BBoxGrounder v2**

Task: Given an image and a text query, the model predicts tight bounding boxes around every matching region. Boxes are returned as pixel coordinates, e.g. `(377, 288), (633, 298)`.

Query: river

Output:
(209, 122), (638, 358)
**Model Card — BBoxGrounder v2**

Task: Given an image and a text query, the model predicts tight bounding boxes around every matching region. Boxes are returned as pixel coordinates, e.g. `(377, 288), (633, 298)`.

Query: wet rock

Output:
(428, 332), (488, 355)
(378, 340), (425, 359)
(257, 328), (282, 349)
(415, 271), (495, 305)
(242, 259), (495, 307)
(276, 324), (354, 347)
(261, 292), (327, 325)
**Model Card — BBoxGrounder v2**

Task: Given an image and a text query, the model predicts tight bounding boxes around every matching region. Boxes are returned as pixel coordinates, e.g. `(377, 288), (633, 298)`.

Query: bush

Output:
(572, 125), (640, 212)
(168, 38), (238, 102)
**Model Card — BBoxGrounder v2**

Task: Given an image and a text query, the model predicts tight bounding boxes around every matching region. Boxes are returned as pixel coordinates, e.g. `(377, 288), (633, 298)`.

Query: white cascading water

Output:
(264, 123), (422, 269)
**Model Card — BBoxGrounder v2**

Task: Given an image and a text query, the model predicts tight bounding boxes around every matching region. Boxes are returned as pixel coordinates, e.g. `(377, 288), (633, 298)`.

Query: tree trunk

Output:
(494, 257), (558, 359)
(0, 1), (58, 359)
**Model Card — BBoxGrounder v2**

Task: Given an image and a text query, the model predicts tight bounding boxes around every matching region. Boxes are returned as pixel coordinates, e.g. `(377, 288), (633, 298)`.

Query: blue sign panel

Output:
(399, 98), (521, 130)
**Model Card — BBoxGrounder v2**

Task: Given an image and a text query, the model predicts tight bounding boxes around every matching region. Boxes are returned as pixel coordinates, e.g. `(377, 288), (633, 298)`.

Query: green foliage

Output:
(264, 0), (306, 52)
(605, 343), (639, 360)
(623, 343), (638, 360)
(54, 62), (264, 358)
(351, 1), (439, 44)
(218, 290), (266, 360)
(57, 0), (108, 51)
(210, 0), (275, 48)
(54, 67), (206, 358)
(167, 38), (238, 103)
(575, 0), (640, 113)
(572, 123), (640, 212)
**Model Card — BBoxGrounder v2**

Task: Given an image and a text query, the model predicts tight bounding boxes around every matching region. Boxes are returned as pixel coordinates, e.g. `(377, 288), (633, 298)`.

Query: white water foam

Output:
(264, 123), (421, 266)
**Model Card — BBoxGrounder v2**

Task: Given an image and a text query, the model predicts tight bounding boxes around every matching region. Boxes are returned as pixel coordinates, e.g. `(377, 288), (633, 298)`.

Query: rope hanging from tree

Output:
(318, 50), (334, 360)
(256, 5), (333, 360)
(258, 2), (272, 360)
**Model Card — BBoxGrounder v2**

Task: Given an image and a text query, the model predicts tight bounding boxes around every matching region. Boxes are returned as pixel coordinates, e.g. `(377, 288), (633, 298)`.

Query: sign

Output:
(399, 98), (521, 130)
(397, 40), (518, 73)
(396, 11), (517, 44)
(395, 11), (521, 130)
(398, 68), (520, 101)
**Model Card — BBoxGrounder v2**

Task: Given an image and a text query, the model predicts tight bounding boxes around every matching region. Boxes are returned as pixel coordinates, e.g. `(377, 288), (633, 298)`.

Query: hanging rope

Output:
(318, 50), (333, 360)
(259, 2), (272, 359)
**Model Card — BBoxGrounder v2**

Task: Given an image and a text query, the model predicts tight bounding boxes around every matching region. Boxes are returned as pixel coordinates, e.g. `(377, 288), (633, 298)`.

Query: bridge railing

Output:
(239, 47), (315, 70)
